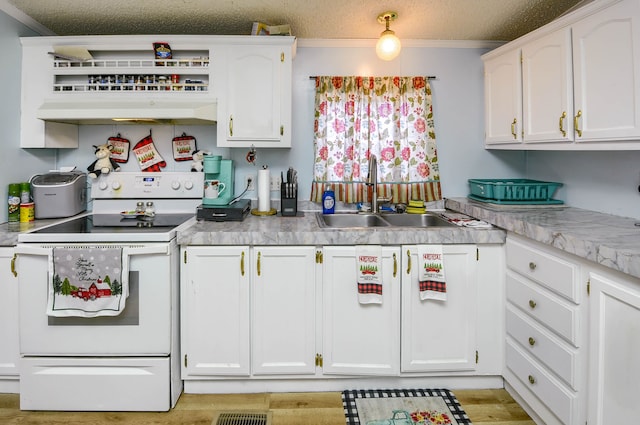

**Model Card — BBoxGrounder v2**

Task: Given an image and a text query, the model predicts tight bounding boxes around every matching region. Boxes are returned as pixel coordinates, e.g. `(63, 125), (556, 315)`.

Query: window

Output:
(311, 76), (441, 204)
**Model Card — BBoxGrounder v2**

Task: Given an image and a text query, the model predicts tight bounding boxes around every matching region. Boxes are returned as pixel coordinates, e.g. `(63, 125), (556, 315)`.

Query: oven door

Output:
(16, 242), (177, 356)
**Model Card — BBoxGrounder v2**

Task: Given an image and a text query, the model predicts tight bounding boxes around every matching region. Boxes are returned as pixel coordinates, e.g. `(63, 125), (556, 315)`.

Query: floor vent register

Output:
(212, 411), (272, 425)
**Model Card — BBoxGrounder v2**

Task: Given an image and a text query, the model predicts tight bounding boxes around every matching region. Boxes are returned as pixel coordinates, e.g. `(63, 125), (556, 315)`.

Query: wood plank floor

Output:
(0, 389), (535, 425)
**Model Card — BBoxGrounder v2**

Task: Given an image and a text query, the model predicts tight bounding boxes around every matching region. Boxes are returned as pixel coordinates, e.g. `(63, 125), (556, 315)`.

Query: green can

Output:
(8, 183), (20, 222)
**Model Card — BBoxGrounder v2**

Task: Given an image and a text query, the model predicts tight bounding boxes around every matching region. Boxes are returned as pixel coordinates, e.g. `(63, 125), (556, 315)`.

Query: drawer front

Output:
(506, 237), (579, 303)
(506, 340), (576, 425)
(506, 304), (578, 389)
(506, 271), (579, 346)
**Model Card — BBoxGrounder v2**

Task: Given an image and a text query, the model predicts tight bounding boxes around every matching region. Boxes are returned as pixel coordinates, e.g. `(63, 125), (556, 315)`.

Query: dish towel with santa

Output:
(47, 247), (129, 317)
(417, 245), (447, 301)
(356, 245), (383, 304)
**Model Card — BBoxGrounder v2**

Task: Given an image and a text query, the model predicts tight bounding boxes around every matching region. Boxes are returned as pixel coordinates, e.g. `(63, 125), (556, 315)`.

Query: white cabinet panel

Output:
(322, 246), (400, 375)
(401, 245), (477, 372)
(0, 248), (19, 379)
(484, 49), (522, 145)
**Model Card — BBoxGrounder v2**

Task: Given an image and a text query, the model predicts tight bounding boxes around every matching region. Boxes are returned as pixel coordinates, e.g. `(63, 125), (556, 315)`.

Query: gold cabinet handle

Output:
(511, 118), (517, 139)
(229, 115), (233, 137)
(528, 375), (536, 385)
(393, 252), (397, 277)
(529, 262), (536, 270)
(574, 110), (582, 137)
(240, 251), (245, 276)
(559, 111), (567, 137)
(529, 299), (537, 309)
(406, 249), (411, 274)
(11, 253), (17, 277)
(528, 337), (536, 346)
(257, 251), (261, 276)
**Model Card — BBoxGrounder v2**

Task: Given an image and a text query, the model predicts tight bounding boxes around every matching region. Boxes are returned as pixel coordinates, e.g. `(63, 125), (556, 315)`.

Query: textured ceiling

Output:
(3, 0), (586, 41)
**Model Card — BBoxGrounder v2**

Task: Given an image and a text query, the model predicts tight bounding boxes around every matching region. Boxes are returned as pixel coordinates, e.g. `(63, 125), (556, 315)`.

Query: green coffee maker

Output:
(202, 155), (234, 206)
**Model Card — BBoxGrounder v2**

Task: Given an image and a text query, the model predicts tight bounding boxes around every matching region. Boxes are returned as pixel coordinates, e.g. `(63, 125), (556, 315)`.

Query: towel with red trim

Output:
(356, 245), (382, 304)
(417, 245), (447, 301)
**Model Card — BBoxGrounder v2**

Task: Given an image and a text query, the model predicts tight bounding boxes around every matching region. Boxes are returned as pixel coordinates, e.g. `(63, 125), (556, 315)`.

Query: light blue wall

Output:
(0, 11), (55, 223)
(59, 43), (527, 209)
(5, 26), (639, 221)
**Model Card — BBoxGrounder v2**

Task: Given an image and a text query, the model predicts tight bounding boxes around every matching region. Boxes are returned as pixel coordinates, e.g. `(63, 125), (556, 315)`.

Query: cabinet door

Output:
(322, 246), (400, 375)
(217, 44), (292, 148)
(0, 248), (19, 377)
(587, 270), (640, 424)
(522, 28), (574, 143)
(401, 245), (477, 372)
(181, 246), (250, 377)
(572, 0), (640, 142)
(251, 246), (317, 375)
(484, 49), (522, 145)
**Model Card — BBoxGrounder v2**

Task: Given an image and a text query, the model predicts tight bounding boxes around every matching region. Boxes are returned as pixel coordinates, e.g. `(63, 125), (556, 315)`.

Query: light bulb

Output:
(376, 29), (401, 61)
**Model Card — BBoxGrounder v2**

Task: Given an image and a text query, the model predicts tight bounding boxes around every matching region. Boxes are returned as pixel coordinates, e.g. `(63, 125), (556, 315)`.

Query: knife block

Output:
(280, 185), (297, 216)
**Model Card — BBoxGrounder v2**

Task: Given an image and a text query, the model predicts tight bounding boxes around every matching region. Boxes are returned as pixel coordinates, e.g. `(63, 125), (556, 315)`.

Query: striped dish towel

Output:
(356, 245), (382, 304)
(417, 245), (447, 301)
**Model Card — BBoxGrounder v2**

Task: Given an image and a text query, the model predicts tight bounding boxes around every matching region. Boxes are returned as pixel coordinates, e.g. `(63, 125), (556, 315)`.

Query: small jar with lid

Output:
(135, 201), (145, 214)
(145, 201), (155, 216)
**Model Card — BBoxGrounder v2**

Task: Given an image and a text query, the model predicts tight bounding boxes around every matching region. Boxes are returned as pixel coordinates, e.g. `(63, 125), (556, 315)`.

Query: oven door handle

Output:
(125, 245), (169, 256)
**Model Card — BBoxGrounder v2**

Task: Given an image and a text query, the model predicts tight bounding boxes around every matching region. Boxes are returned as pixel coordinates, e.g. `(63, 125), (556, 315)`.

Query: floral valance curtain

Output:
(310, 76), (441, 205)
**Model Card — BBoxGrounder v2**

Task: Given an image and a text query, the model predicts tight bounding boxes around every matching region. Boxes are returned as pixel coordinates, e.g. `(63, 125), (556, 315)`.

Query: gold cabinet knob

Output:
(529, 299), (537, 309)
(528, 375), (536, 385)
(559, 111), (567, 137)
(511, 118), (518, 139)
(529, 262), (536, 270)
(574, 110), (582, 137)
(528, 337), (536, 346)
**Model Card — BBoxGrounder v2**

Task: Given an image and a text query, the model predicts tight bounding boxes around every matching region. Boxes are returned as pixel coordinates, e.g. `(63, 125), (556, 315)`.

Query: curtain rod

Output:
(309, 76), (436, 80)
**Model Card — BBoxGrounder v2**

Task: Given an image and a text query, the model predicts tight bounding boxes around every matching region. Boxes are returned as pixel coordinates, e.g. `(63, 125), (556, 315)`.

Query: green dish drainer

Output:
(468, 179), (563, 204)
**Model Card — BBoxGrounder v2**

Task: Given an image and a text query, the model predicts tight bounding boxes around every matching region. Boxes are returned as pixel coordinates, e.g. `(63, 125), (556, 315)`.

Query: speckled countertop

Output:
(445, 197), (640, 280)
(4, 198), (639, 280)
(176, 210), (506, 246)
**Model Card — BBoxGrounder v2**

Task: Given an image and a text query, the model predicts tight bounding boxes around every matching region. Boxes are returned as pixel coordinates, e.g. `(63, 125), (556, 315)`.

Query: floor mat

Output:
(342, 388), (472, 424)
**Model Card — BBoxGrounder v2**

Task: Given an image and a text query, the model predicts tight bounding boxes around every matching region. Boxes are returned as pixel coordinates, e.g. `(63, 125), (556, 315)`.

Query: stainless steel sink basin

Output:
(316, 212), (455, 228)
(316, 213), (389, 228)
(380, 213), (455, 227)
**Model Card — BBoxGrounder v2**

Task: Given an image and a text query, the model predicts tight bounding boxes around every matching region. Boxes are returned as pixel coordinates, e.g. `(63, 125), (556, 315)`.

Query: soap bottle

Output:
(322, 185), (335, 214)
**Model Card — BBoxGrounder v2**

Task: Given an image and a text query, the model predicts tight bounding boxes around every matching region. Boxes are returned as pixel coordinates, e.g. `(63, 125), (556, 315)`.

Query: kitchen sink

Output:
(317, 213), (390, 228)
(316, 212), (455, 228)
(379, 213), (454, 227)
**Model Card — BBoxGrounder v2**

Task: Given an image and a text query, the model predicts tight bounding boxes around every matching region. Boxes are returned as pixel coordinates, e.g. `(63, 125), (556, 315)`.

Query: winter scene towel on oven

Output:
(47, 247), (129, 317)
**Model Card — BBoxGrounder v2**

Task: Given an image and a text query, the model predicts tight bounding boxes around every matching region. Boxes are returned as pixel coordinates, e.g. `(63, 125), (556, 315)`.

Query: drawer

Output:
(506, 304), (579, 389)
(506, 237), (579, 303)
(506, 271), (580, 346)
(506, 339), (576, 425)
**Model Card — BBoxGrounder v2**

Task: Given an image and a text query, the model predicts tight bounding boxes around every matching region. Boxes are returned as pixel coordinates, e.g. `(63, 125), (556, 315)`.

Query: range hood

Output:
(36, 99), (217, 125)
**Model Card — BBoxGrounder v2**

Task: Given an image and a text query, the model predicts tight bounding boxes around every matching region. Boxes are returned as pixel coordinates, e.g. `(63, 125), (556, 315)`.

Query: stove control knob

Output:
(171, 180), (181, 190)
(111, 181), (121, 190)
(98, 181), (108, 190)
(184, 180), (194, 190)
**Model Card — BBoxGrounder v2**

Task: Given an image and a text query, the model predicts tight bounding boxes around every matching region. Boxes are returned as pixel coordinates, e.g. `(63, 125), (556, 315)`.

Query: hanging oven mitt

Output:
(133, 132), (166, 172)
(172, 133), (197, 161)
(108, 133), (130, 163)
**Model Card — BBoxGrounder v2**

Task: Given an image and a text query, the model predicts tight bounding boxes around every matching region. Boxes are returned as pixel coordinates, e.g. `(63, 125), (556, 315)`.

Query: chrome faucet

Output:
(366, 154), (378, 213)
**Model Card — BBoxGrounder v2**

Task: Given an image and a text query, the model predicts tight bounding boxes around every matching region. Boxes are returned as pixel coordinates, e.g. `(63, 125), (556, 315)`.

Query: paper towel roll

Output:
(258, 168), (271, 212)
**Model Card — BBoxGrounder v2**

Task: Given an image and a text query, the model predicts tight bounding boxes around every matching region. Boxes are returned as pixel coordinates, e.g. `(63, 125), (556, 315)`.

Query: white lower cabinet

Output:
(504, 234), (586, 425)
(586, 267), (640, 425)
(180, 246), (317, 378)
(401, 245), (478, 372)
(0, 248), (20, 389)
(181, 243), (502, 389)
(181, 246), (251, 377)
(321, 246), (401, 375)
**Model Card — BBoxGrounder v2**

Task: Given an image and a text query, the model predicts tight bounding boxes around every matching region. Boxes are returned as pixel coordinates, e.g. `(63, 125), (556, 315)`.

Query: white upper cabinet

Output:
(215, 38), (295, 148)
(572, 0), (640, 144)
(522, 28), (574, 143)
(484, 49), (523, 145)
(483, 0), (640, 150)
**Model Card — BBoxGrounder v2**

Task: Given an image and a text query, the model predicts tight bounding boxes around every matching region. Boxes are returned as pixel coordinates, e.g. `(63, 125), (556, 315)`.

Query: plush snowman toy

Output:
(190, 149), (210, 172)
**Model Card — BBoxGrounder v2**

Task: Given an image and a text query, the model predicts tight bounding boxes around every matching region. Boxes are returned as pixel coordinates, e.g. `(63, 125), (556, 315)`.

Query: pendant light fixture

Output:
(375, 11), (401, 61)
